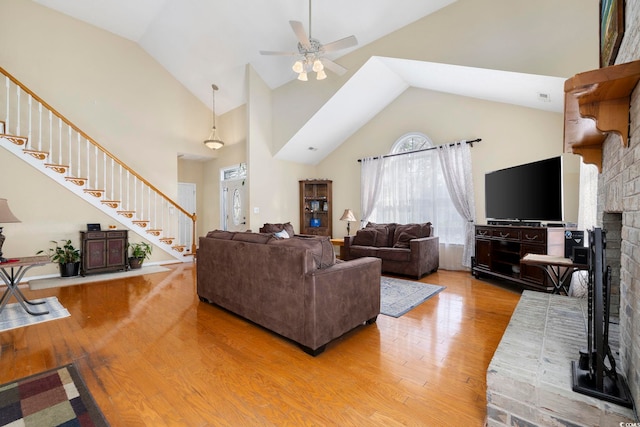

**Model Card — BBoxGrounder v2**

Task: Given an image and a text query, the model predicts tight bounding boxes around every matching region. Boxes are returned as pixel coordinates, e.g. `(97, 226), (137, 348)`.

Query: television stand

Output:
(473, 224), (564, 291)
(487, 220), (541, 227)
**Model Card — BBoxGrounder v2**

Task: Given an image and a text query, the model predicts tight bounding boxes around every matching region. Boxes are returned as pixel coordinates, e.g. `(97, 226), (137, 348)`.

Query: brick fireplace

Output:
(599, 0), (640, 414)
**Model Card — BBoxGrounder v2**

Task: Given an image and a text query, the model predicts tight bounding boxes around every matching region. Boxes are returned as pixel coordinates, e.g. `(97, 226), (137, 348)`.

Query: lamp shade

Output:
(340, 209), (356, 222)
(0, 199), (20, 223)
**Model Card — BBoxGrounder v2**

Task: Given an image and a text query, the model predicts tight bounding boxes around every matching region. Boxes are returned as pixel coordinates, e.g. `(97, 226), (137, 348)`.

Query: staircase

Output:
(0, 66), (196, 261)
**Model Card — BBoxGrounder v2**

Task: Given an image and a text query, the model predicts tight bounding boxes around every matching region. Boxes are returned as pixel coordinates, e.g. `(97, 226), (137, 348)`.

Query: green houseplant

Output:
(128, 242), (152, 269)
(38, 239), (81, 277)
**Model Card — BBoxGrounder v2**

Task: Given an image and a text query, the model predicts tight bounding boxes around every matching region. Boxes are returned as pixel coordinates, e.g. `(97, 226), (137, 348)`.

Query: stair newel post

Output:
(191, 213), (197, 255)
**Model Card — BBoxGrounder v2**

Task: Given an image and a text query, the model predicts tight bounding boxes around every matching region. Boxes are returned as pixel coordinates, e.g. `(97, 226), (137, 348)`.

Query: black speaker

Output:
(572, 247), (589, 264)
(565, 230), (584, 258)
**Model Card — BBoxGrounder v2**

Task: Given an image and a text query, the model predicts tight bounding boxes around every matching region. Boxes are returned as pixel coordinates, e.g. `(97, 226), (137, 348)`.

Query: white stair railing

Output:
(0, 66), (196, 259)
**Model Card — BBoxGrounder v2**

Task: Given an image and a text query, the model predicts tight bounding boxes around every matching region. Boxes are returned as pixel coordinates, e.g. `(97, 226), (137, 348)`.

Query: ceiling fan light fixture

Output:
(292, 60), (304, 73)
(316, 69), (327, 80)
(297, 72), (308, 81)
(312, 59), (323, 72)
(203, 84), (224, 150)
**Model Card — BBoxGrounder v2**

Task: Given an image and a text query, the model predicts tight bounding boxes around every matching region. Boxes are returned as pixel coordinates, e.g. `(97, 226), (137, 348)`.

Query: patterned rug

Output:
(0, 364), (108, 426)
(380, 276), (445, 317)
(0, 297), (70, 333)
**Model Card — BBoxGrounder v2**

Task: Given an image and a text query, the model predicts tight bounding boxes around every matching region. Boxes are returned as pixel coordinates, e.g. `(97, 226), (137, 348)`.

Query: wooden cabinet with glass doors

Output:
(299, 180), (332, 236)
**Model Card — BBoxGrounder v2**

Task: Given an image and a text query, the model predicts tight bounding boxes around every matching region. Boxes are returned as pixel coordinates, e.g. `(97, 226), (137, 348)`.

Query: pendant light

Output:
(204, 84), (224, 150)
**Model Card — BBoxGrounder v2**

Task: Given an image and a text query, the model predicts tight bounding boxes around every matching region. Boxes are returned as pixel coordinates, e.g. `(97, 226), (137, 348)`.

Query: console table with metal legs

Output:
(0, 255), (50, 316)
(521, 253), (588, 295)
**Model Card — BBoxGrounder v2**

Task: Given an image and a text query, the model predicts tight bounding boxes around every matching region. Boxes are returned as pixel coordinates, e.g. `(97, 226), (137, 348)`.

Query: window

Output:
(369, 133), (465, 245)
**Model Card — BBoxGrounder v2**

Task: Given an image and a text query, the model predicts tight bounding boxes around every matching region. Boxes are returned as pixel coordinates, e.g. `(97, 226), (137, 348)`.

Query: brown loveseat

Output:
(197, 231), (381, 356)
(343, 222), (439, 279)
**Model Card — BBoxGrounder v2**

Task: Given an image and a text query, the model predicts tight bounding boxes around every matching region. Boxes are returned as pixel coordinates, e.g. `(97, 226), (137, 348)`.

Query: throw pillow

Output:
(365, 222), (396, 246)
(352, 229), (377, 246)
(274, 229), (290, 239)
(260, 222), (295, 237)
(393, 231), (416, 248)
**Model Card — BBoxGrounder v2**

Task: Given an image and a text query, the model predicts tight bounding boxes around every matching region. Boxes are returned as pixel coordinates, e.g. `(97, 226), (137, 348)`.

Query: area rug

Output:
(0, 363), (108, 427)
(0, 297), (70, 333)
(380, 277), (445, 317)
(29, 265), (171, 290)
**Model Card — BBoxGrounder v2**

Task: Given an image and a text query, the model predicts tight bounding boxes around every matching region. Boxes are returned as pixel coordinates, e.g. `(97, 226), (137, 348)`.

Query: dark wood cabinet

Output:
(473, 225), (563, 291)
(80, 230), (128, 275)
(299, 180), (332, 237)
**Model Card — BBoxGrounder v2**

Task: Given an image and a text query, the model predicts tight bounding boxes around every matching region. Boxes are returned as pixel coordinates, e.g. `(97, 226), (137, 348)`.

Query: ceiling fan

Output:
(259, 0), (358, 81)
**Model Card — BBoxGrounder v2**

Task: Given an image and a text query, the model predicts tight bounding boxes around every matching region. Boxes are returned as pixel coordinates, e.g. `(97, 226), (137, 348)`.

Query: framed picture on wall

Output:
(600, 0), (625, 67)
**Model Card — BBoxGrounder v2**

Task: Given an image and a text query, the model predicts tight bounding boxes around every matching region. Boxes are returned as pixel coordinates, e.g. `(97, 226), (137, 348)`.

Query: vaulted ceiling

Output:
(32, 0), (459, 114)
(32, 0), (568, 164)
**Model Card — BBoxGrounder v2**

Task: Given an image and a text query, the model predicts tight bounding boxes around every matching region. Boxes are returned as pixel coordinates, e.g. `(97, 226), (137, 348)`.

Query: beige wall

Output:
(246, 66), (310, 232)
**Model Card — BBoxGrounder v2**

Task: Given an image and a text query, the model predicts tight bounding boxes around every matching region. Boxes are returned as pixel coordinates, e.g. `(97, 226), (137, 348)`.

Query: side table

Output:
(0, 255), (50, 316)
(330, 238), (346, 260)
(521, 253), (588, 295)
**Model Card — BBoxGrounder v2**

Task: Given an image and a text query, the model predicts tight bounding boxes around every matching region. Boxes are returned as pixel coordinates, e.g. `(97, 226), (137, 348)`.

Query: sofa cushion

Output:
(392, 223), (433, 247)
(269, 236), (335, 269)
(206, 230), (235, 240)
(349, 245), (379, 258)
(260, 222), (295, 237)
(377, 247), (412, 262)
(365, 222), (397, 247)
(232, 232), (273, 244)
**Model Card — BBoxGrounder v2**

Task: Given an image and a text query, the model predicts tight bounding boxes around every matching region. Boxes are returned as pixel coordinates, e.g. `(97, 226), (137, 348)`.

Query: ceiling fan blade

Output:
(321, 58), (347, 76)
(322, 35), (358, 53)
(259, 50), (298, 56)
(289, 20), (311, 50)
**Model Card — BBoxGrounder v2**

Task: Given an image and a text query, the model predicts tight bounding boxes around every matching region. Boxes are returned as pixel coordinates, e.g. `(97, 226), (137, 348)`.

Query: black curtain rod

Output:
(357, 138), (481, 162)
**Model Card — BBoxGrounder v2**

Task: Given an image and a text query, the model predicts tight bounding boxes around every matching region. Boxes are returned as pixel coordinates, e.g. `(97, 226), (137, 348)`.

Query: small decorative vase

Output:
(310, 218), (321, 228)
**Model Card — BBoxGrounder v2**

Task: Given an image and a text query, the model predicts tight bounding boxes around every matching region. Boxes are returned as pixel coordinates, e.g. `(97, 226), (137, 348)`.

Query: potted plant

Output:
(38, 239), (81, 277)
(128, 242), (152, 269)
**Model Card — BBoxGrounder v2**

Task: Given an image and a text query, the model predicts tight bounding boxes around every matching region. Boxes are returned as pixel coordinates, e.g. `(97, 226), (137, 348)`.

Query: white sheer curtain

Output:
(359, 157), (385, 228)
(571, 159), (599, 297)
(437, 142), (476, 268)
(367, 148), (466, 270)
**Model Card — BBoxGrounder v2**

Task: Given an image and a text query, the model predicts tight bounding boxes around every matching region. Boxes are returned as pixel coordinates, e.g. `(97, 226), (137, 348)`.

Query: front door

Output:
(222, 179), (247, 232)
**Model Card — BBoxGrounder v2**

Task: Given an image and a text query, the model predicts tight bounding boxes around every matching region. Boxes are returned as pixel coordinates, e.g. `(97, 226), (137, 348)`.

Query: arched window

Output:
(391, 132), (433, 154)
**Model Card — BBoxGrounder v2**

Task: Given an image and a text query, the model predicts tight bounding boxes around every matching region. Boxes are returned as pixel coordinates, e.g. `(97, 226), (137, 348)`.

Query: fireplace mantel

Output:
(564, 60), (640, 172)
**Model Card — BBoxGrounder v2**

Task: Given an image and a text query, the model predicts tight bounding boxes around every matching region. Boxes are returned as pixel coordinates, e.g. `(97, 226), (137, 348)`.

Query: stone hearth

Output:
(486, 291), (635, 426)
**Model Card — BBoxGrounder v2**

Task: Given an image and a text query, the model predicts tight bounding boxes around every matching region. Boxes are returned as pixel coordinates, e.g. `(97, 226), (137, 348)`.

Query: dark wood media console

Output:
(473, 224), (564, 291)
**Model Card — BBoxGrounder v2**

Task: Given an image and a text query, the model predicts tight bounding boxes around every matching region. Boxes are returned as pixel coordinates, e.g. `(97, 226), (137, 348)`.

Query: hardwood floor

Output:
(1, 264), (521, 426)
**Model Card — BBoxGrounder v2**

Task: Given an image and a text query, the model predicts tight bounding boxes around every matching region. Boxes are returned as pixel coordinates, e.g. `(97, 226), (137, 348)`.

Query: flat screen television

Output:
(485, 156), (563, 222)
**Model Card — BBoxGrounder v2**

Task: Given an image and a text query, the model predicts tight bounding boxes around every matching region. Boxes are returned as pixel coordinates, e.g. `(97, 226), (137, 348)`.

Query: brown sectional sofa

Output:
(197, 230), (382, 356)
(343, 222), (439, 279)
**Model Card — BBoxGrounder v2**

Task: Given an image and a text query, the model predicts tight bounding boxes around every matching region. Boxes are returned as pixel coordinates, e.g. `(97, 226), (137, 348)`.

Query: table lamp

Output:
(340, 209), (357, 236)
(0, 198), (21, 263)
